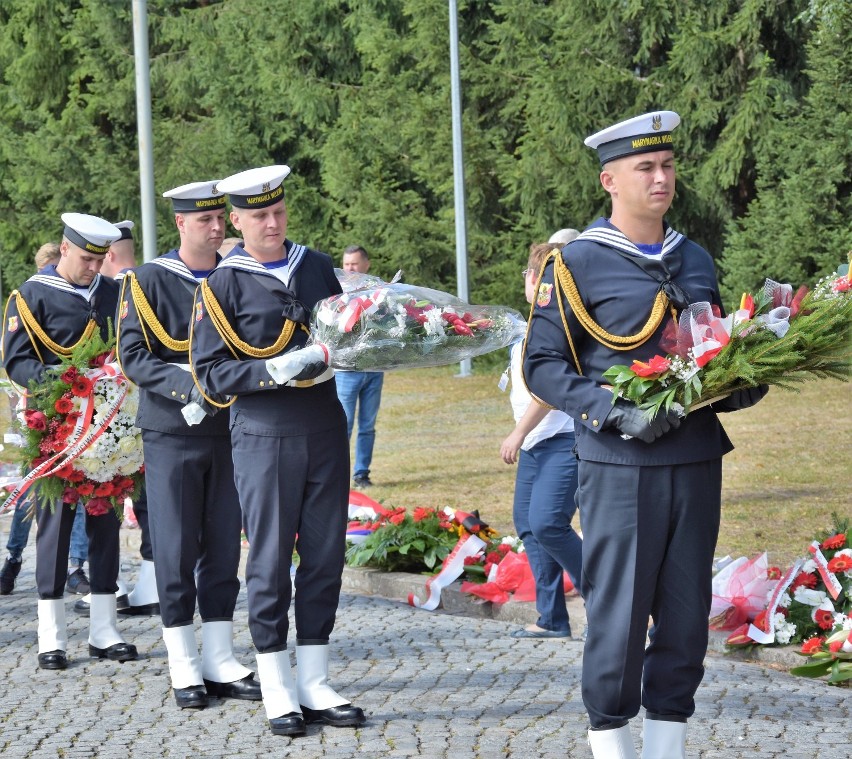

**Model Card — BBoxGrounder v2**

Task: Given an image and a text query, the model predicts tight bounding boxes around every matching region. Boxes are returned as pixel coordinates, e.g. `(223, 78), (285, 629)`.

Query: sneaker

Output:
(0, 558), (22, 595)
(352, 475), (373, 489)
(66, 567), (91, 595)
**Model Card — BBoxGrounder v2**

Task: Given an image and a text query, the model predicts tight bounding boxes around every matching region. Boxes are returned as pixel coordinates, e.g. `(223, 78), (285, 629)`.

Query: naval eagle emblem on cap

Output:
(585, 110), (680, 166)
(218, 165), (291, 209)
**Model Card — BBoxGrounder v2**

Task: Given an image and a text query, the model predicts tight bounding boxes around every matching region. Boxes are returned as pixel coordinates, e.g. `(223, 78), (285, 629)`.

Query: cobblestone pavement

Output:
(0, 536), (848, 758)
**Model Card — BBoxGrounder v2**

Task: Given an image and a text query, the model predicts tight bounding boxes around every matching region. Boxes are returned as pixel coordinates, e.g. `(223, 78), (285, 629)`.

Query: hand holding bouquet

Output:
(603, 266), (852, 418)
(267, 281), (526, 383)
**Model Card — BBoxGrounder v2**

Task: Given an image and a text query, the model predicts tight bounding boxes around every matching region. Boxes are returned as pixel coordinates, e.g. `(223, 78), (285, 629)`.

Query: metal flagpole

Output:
(131, 0), (157, 262)
(449, 0), (471, 377)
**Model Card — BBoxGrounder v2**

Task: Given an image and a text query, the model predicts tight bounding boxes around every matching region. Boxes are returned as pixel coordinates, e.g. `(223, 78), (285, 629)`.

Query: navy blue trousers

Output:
(579, 458), (722, 728)
(232, 423), (349, 653)
(142, 430), (242, 627)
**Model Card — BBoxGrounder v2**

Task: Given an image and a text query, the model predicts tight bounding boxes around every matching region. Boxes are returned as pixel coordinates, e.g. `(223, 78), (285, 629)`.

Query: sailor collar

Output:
(575, 220), (684, 259)
(217, 240), (308, 287)
(28, 266), (103, 298)
(151, 249), (221, 283)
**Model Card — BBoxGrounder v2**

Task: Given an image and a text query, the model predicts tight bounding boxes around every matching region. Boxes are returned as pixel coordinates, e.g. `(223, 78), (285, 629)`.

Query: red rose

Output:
(800, 637), (825, 655)
(813, 608), (835, 631)
(790, 571), (818, 592)
(24, 409), (47, 430)
(89, 352), (110, 368)
(60, 367), (79, 383)
(822, 533), (847, 551)
(413, 507), (435, 523)
(54, 397), (74, 414)
(486, 551), (503, 566)
(61, 487), (79, 504)
(85, 497), (111, 516)
(630, 355), (671, 378)
(827, 554), (852, 573)
(70, 376), (94, 397)
(497, 544), (512, 555)
(76, 482), (95, 496)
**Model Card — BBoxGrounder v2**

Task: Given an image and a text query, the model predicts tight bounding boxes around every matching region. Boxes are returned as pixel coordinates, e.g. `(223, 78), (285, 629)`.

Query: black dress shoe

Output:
(203, 673), (262, 701)
(0, 558), (22, 595)
(269, 712), (306, 736)
(174, 685), (208, 709)
(117, 601), (160, 617)
(37, 650), (68, 670)
(88, 642), (138, 662)
(301, 703), (366, 727)
(75, 594), (129, 615)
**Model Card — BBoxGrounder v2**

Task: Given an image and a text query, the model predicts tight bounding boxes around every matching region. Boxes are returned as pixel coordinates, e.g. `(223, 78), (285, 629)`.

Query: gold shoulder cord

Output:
(187, 281), (309, 409)
(123, 271), (190, 354)
(6, 290), (97, 363)
(552, 254), (675, 351)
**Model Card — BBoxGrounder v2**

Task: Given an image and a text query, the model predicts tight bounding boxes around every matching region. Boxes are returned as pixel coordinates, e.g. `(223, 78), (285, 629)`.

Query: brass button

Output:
(269, 380), (276, 386)
(592, 419), (599, 427)
(180, 393), (186, 400)
(171, 391), (177, 397)
(581, 413), (588, 420)
(259, 380), (265, 387)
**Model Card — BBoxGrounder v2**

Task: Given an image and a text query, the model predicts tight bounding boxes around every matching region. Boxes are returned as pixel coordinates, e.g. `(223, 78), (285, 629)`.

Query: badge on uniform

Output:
(7, 316), (18, 333)
(120, 300), (129, 319)
(195, 301), (204, 322)
(536, 283), (553, 308)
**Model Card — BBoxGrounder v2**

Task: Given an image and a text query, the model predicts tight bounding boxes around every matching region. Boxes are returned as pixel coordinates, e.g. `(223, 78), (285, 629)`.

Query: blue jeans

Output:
(513, 432), (582, 633)
(5, 495), (87, 566)
(335, 371), (384, 478)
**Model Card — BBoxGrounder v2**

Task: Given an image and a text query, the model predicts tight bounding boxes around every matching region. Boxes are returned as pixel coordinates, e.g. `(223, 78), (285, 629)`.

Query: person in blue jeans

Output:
(336, 245), (384, 488)
(500, 240), (583, 638)
(1, 496), (89, 595)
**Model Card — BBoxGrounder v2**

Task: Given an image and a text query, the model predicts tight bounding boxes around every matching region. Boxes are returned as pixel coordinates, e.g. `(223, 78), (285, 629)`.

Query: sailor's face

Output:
(230, 200), (288, 260)
(57, 242), (104, 286)
(177, 209), (226, 254)
(604, 150), (676, 218)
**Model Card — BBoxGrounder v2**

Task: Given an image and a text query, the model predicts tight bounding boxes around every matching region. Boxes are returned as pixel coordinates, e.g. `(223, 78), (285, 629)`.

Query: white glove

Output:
(266, 344), (330, 384)
(181, 402), (208, 427)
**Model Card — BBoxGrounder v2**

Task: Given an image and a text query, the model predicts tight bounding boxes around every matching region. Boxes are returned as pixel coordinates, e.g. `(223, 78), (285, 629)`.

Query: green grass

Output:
(361, 367), (850, 567)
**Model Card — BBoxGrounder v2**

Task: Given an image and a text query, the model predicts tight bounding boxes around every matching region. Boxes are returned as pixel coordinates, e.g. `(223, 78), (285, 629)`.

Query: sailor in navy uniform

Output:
(523, 112), (767, 759)
(1, 213), (138, 670)
(190, 165), (365, 737)
(116, 181), (261, 709)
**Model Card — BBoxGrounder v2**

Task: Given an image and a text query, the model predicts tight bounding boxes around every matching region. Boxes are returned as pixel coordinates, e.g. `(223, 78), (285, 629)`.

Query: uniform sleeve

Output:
(190, 278), (286, 396)
(1, 292), (49, 387)
(522, 262), (617, 433)
(115, 274), (196, 405)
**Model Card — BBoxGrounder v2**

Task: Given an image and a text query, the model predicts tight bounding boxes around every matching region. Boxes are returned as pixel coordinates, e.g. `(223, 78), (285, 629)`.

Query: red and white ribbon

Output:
(808, 541), (843, 600)
(747, 559), (803, 644)
(408, 533), (486, 611)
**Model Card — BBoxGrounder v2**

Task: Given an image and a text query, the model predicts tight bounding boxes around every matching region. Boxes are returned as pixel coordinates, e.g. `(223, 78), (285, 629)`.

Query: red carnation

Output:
(827, 554), (852, 574)
(70, 376), (94, 397)
(814, 608), (835, 631)
(767, 566), (782, 580)
(800, 637), (825, 655)
(486, 551), (503, 566)
(463, 556), (481, 566)
(24, 409), (47, 431)
(85, 497), (111, 516)
(790, 571), (818, 592)
(54, 396), (74, 414)
(76, 482), (95, 496)
(389, 512), (405, 526)
(60, 367), (79, 384)
(413, 507), (435, 523)
(822, 533), (847, 551)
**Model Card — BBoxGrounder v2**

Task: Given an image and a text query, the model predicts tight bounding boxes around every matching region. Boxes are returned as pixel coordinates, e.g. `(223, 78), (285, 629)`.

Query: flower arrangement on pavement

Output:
(603, 264), (851, 418)
(1, 328), (143, 519)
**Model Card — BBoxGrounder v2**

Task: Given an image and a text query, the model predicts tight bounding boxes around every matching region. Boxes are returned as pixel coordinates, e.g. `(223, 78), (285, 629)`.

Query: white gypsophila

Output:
(793, 587), (827, 606)
(842, 615), (852, 631)
(774, 616), (796, 645)
(802, 559), (818, 574)
(423, 308), (446, 337)
(501, 535), (522, 550)
(777, 592), (792, 608)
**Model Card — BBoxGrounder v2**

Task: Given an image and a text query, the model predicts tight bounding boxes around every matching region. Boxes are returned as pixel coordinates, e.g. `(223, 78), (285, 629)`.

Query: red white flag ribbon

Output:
(748, 559), (803, 644)
(808, 541), (843, 600)
(408, 533), (486, 611)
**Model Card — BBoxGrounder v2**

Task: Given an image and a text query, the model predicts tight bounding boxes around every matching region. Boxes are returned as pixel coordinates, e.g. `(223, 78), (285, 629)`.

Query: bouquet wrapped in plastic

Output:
(602, 266), (852, 418)
(267, 281), (526, 382)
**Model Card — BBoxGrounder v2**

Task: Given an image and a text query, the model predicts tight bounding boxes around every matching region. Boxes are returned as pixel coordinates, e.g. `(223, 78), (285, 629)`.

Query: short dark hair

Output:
(343, 245), (369, 260)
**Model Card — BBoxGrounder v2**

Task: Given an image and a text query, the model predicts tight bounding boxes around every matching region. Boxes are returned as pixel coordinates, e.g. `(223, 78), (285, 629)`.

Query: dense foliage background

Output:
(0, 0), (849, 315)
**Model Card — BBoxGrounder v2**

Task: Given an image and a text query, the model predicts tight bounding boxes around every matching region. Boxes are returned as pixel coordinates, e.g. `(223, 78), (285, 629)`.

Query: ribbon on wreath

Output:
(408, 532), (486, 611)
(808, 541), (843, 600)
(0, 362), (128, 515)
(747, 559), (804, 644)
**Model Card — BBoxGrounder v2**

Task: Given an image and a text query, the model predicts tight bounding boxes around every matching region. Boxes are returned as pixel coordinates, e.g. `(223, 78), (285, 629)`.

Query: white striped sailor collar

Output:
(151, 249), (222, 283)
(216, 239), (308, 287)
(574, 219), (684, 258)
(27, 265), (104, 298)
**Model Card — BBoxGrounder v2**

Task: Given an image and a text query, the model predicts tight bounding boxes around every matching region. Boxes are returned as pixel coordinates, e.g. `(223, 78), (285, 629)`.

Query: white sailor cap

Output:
(113, 220), (135, 241)
(585, 111), (680, 166)
(217, 165), (291, 209)
(162, 180), (226, 213)
(548, 228), (580, 245)
(60, 213), (122, 255)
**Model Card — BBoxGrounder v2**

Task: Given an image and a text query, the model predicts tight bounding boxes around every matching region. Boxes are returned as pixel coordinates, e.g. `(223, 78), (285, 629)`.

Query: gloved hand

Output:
(289, 360), (328, 382)
(187, 386), (224, 417)
(712, 384), (769, 412)
(266, 344), (329, 384)
(605, 399), (681, 443)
